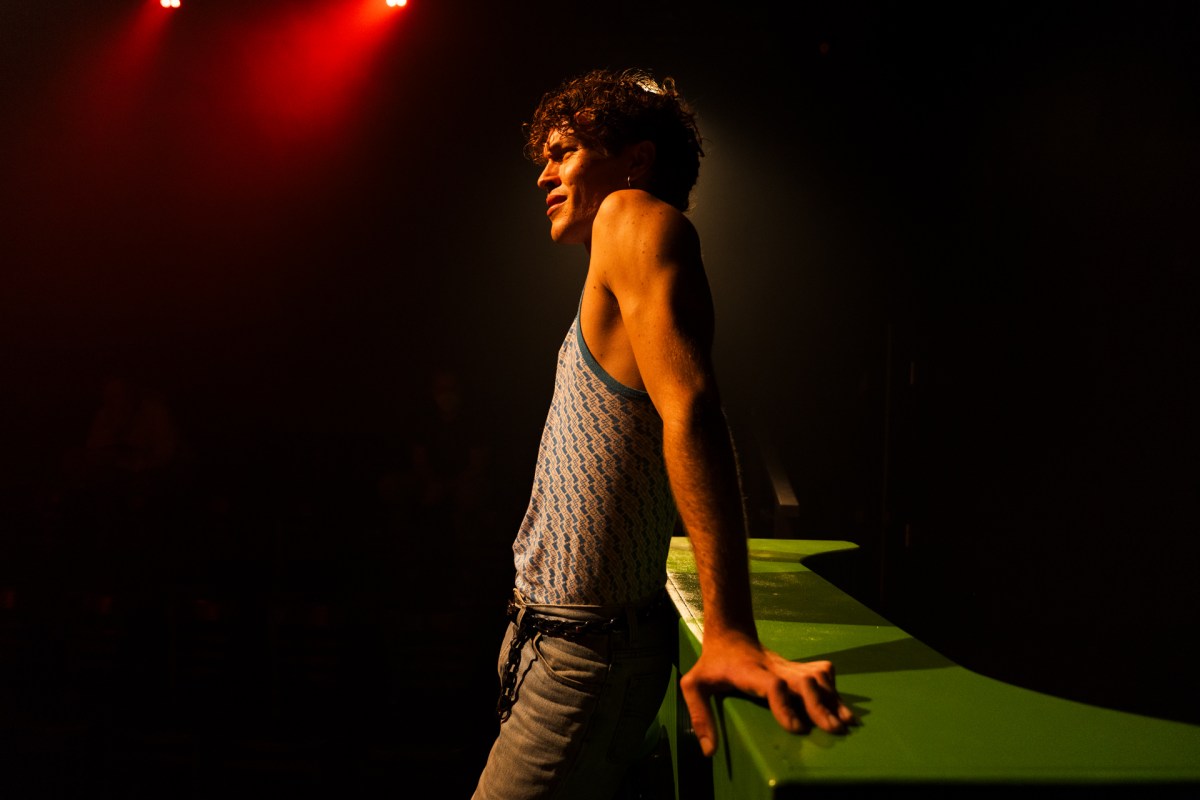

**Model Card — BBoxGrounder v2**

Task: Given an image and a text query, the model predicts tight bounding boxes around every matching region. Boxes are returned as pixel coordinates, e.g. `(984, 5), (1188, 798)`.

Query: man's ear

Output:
(627, 140), (657, 187)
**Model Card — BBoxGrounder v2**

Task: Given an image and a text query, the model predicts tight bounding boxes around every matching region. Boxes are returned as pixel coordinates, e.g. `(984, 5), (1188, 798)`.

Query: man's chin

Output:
(548, 226), (579, 245)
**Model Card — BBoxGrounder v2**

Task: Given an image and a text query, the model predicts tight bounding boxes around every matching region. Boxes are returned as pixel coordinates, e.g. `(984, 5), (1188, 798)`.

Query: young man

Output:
(471, 68), (855, 800)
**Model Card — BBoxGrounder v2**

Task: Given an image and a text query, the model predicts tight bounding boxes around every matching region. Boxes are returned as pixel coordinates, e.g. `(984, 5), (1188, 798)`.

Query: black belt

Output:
(496, 591), (668, 723)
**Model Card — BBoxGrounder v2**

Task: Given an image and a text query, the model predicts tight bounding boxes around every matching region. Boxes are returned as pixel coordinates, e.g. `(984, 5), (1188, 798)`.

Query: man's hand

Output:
(678, 637), (857, 757)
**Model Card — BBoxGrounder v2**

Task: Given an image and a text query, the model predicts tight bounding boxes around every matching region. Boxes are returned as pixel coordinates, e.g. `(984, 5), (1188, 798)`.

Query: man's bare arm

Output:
(591, 189), (856, 756)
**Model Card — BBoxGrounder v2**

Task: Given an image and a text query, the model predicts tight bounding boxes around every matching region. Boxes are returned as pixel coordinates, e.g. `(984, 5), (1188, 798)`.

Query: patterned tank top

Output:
(512, 310), (678, 606)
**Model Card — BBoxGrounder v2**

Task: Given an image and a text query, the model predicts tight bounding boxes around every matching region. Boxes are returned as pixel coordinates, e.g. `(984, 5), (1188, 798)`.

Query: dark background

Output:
(1, 1), (1198, 796)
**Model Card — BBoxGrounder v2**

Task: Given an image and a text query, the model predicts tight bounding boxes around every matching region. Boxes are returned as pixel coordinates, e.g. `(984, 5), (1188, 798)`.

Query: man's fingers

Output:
(794, 674), (852, 734)
(766, 679), (805, 733)
(679, 677), (718, 757)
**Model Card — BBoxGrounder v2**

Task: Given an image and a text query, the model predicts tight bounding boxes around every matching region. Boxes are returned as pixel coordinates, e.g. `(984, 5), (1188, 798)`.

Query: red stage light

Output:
(386, 0), (407, 7)
(159, 0), (180, 7)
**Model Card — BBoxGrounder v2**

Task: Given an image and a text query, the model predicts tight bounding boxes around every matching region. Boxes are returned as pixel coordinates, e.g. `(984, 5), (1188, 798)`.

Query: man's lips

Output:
(545, 195), (564, 217)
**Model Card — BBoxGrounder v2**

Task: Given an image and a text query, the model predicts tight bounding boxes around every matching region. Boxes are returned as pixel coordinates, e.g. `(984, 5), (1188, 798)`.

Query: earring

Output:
(626, 176), (632, 189)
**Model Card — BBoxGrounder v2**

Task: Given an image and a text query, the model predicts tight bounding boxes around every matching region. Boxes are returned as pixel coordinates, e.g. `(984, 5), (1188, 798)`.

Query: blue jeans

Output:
(471, 593), (676, 800)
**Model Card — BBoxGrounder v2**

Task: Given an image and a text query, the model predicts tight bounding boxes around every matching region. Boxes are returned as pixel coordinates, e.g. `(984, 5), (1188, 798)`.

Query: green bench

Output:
(654, 537), (1200, 799)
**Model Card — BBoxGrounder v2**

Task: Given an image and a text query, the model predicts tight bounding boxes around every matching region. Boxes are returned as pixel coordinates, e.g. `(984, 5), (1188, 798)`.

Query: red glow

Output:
(238, 1), (397, 143)
(7, 2), (171, 205)
(5, 0), (406, 296)
(160, 0), (181, 8)
(183, 0), (403, 201)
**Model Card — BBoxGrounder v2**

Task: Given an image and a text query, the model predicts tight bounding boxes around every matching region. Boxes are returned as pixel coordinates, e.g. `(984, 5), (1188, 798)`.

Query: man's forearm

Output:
(663, 399), (759, 640)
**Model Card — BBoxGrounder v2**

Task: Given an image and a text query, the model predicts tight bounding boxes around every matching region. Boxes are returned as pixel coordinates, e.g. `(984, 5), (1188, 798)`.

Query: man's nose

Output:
(536, 162), (558, 190)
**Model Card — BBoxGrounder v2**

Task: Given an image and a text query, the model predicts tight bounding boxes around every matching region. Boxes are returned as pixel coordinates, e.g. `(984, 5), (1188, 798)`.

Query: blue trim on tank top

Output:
(574, 302), (650, 400)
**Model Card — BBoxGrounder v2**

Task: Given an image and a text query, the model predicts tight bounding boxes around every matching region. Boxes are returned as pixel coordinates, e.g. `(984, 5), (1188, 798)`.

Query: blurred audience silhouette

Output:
(377, 367), (499, 558)
(58, 370), (192, 570)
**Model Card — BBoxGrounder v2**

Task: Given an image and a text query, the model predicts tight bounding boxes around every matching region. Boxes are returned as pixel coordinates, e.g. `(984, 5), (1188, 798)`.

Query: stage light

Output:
(159, 0), (180, 8)
(386, 0), (407, 7)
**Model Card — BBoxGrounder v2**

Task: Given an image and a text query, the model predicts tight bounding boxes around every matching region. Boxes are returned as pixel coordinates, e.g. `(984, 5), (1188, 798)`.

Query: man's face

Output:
(537, 128), (628, 247)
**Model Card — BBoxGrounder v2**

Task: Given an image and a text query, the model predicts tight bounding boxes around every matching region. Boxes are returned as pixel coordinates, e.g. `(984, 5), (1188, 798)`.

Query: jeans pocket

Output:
(532, 633), (610, 690)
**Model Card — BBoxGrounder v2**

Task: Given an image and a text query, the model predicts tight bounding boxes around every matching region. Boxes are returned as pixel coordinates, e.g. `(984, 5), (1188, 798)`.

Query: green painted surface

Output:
(662, 538), (1200, 798)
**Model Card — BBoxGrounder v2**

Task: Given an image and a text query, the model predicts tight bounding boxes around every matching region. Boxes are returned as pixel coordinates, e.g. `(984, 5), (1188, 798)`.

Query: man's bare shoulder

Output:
(593, 189), (700, 264)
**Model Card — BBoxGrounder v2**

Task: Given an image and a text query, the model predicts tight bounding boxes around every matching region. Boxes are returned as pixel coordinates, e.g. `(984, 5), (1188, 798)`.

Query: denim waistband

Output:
(508, 587), (669, 633)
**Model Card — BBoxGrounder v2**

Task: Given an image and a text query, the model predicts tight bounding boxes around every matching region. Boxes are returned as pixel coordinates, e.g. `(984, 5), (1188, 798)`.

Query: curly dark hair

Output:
(524, 68), (705, 212)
